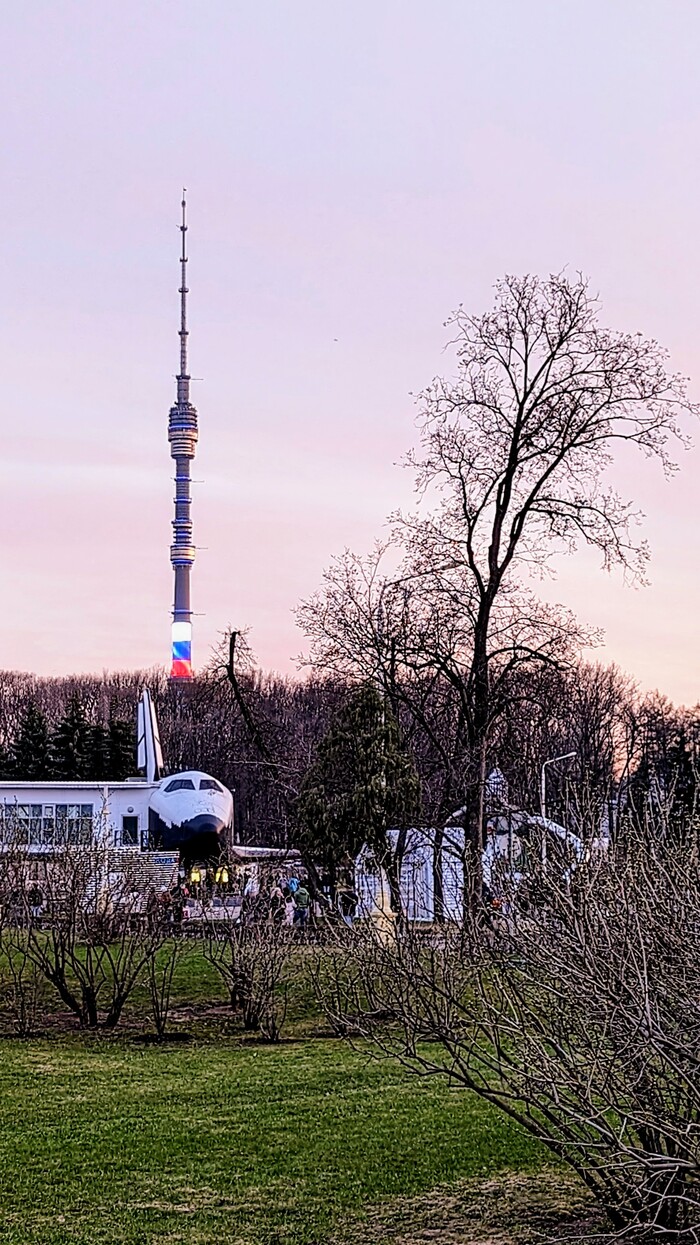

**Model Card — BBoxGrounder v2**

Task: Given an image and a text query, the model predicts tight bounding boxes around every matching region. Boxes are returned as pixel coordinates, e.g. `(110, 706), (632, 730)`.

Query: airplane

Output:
(137, 689), (233, 860)
(0, 689), (234, 866)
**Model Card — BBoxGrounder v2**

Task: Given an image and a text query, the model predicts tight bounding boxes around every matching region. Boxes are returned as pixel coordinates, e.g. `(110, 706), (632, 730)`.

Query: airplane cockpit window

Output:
(199, 779), (223, 792)
(164, 778), (196, 792)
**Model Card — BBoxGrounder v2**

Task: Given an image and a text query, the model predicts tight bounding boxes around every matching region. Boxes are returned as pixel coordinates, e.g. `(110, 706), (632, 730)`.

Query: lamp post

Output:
(540, 752), (576, 821)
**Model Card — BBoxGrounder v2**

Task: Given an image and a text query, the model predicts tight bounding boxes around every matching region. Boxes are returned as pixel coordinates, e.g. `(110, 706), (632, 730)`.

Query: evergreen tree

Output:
(662, 727), (697, 833)
(87, 722), (111, 780)
(0, 736), (13, 779)
(294, 683), (419, 899)
(10, 701), (51, 780)
(108, 716), (135, 780)
(627, 702), (699, 836)
(50, 696), (92, 779)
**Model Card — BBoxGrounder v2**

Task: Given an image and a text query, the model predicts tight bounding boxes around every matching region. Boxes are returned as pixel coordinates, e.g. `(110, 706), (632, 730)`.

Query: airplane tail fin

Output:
(137, 689), (164, 783)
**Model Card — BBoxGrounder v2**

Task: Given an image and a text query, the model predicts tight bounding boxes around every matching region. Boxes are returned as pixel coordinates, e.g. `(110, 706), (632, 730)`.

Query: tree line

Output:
(0, 656), (697, 848)
(0, 684), (134, 782)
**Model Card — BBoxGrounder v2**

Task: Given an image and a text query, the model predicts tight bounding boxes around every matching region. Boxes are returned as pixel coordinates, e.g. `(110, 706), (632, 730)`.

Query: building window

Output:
(1, 803), (40, 844)
(0, 801), (94, 846)
(55, 804), (93, 845)
(121, 816), (139, 847)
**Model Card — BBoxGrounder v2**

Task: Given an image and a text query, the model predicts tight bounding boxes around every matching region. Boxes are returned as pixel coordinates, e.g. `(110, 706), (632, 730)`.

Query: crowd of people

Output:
(247, 874), (358, 929)
(256, 875), (311, 928)
(164, 866), (359, 934)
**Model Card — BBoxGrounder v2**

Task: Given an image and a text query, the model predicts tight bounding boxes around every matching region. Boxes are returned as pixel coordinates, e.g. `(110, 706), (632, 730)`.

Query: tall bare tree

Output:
(301, 273), (695, 893)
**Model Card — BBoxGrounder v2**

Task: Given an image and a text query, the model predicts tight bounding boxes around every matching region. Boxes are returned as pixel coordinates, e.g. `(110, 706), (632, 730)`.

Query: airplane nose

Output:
(148, 810), (228, 861)
(181, 814), (227, 837)
(179, 814), (227, 862)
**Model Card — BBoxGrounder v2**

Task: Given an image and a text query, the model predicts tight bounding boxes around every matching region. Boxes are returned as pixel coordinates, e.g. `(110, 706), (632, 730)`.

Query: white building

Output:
(0, 779), (156, 853)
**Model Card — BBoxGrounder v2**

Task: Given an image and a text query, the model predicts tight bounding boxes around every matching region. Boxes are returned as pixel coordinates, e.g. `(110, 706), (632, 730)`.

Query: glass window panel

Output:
(121, 816), (138, 847)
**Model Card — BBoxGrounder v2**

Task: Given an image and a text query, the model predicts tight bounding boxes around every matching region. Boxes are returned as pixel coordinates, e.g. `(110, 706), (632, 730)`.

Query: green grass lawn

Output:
(0, 1036), (544, 1244)
(0, 942), (548, 1243)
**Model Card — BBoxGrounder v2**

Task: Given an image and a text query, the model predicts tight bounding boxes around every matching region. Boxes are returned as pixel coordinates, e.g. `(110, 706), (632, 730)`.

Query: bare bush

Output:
(0, 930), (44, 1036)
(204, 920), (290, 1042)
(148, 938), (181, 1040)
(316, 821), (700, 1242)
(0, 845), (169, 1030)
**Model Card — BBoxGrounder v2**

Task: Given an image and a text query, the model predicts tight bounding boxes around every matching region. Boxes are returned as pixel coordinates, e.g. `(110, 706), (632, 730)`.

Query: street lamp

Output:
(540, 752), (576, 821)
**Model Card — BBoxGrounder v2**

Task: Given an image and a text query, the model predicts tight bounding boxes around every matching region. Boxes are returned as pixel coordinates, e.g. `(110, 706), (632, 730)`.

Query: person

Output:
(170, 882), (186, 929)
(243, 873), (259, 900)
(269, 883), (285, 924)
(282, 884), (295, 926)
(337, 885), (358, 928)
(145, 886), (160, 933)
(293, 881), (311, 931)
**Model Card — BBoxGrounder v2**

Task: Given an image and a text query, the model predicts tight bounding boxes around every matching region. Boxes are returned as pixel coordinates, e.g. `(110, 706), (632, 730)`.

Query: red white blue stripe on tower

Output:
(171, 621), (193, 680)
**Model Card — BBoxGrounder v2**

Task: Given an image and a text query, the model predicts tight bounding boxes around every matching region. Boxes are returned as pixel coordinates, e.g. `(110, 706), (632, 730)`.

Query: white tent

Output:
(355, 814), (583, 923)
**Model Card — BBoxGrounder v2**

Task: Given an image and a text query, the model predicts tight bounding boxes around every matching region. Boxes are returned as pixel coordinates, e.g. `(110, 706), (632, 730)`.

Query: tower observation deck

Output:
(168, 192), (198, 679)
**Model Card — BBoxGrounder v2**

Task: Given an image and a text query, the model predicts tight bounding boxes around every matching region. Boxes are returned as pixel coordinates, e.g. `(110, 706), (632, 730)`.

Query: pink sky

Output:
(1, 1), (699, 705)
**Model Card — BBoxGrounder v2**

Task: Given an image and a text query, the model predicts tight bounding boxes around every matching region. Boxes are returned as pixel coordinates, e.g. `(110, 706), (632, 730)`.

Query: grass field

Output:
(0, 944), (549, 1245)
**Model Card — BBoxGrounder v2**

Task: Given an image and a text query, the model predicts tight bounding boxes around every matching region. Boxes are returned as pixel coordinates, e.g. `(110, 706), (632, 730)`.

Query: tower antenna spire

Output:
(168, 189), (198, 680)
(178, 188), (189, 395)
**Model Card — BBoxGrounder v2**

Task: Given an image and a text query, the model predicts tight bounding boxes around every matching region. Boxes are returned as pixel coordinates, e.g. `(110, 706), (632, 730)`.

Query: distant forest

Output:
(0, 653), (697, 849)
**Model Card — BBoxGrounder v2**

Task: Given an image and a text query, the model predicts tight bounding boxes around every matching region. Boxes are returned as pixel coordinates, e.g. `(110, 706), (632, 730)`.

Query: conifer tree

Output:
(88, 722), (111, 780)
(294, 682), (419, 901)
(0, 736), (13, 779)
(10, 701), (51, 780)
(50, 696), (92, 780)
(108, 717), (135, 780)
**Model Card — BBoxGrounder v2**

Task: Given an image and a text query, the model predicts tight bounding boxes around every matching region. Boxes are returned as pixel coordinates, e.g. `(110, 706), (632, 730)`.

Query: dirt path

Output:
(331, 1168), (604, 1245)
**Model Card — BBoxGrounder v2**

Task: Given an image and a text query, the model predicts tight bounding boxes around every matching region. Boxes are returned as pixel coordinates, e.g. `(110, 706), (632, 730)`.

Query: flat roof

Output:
(0, 781), (157, 791)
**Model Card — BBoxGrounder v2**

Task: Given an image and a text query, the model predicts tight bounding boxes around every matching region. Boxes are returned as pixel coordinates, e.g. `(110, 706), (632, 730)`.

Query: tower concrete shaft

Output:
(168, 191), (198, 679)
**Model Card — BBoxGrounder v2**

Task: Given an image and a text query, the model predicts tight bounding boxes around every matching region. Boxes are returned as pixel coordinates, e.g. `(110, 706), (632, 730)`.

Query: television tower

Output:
(168, 191), (198, 679)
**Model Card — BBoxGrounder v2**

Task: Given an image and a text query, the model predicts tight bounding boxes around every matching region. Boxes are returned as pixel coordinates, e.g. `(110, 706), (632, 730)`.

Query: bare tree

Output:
(301, 273), (695, 895)
(147, 938), (181, 1040)
(0, 880), (45, 1037)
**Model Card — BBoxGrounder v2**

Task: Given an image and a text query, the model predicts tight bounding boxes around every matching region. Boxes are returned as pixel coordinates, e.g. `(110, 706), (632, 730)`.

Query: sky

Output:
(1, 0), (699, 705)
